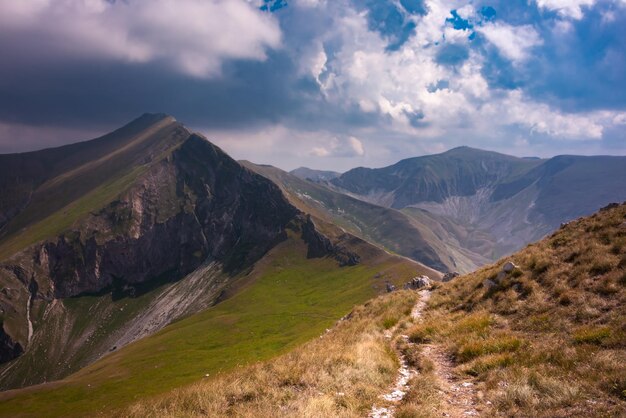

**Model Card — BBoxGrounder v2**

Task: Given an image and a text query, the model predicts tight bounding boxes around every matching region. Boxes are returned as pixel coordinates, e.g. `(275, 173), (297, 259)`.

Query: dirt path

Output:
(370, 289), (483, 418)
(421, 342), (481, 417)
(369, 290), (430, 418)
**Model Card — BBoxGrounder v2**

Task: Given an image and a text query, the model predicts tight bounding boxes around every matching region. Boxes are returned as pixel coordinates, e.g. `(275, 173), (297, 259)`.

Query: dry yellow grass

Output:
(122, 291), (418, 417)
(403, 202), (626, 417)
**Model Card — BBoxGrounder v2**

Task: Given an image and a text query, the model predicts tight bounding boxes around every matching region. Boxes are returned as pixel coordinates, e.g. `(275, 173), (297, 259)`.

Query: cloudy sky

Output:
(0, 0), (624, 171)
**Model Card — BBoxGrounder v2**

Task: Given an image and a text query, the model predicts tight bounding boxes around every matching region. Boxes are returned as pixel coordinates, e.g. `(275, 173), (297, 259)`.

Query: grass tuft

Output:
(572, 326), (612, 345)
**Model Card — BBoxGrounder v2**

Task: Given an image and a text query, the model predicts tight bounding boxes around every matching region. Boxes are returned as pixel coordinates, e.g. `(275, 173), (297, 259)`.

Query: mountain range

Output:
(0, 114), (624, 416)
(327, 146), (626, 259)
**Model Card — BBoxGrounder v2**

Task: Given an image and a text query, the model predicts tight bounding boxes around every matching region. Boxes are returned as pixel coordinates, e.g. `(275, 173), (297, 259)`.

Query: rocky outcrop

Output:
(403, 275), (431, 290)
(442, 272), (460, 282)
(4, 134), (300, 299)
(0, 117), (366, 386)
(300, 215), (360, 266)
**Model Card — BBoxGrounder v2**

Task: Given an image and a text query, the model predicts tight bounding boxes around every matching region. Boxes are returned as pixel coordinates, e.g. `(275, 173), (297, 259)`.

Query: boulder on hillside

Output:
(403, 275), (431, 290)
(494, 261), (521, 283)
(442, 272), (460, 282)
(483, 279), (497, 289)
(502, 261), (518, 273)
(386, 282), (396, 293)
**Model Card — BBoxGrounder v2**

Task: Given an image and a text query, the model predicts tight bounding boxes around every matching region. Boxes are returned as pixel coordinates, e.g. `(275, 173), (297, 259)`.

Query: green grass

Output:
(0, 119), (185, 261)
(0, 166), (147, 260)
(0, 240), (403, 417)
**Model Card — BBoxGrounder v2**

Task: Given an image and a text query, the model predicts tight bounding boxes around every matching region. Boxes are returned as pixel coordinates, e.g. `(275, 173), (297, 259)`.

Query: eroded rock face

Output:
(11, 135), (300, 299)
(0, 131), (305, 374)
(300, 215), (360, 266)
(0, 119), (353, 388)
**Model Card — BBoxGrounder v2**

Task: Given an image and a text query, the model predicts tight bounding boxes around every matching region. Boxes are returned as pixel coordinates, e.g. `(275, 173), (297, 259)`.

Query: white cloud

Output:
(310, 136), (366, 158)
(0, 0), (281, 78)
(289, 0), (623, 149)
(488, 90), (606, 139)
(477, 23), (543, 63)
(347, 136), (366, 156)
(613, 113), (626, 125)
(535, 0), (596, 20)
(293, 0), (328, 8)
(311, 146), (331, 157)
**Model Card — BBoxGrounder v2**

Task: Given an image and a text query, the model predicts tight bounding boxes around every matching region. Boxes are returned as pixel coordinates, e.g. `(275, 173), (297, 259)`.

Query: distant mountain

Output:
(331, 146), (626, 258)
(245, 161), (489, 273)
(290, 167), (341, 182)
(0, 114), (418, 391)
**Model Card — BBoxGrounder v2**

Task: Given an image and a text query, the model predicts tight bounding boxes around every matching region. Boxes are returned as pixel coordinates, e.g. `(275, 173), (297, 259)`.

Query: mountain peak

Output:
(441, 146), (518, 159)
(290, 167), (341, 181)
(137, 112), (175, 122)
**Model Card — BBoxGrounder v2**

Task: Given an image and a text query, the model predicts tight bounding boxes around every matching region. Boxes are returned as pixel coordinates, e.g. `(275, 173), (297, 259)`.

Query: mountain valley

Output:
(0, 114), (623, 417)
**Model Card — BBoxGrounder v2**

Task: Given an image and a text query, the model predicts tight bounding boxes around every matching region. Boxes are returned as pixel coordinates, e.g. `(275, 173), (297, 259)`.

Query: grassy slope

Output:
(124, 290), (420, 417)
(401, 203), (626, 416)
(0, 234), (419, 417)
(0, 118), (185, 261)
(118, 202), (626, 418)
(0, 166), (147, 260)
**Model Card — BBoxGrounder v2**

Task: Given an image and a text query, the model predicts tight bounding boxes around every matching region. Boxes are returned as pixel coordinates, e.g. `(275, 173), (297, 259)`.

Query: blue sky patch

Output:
(354, 0), (420, 50)
(480, 6), (496, 21)
(446, 10), (473, 30)
(260, 0), (287, 12)
(400, 0), (428, 15)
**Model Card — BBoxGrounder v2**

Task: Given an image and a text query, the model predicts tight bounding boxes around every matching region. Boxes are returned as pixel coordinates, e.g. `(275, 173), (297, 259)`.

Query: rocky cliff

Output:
(0, 114), (346, 389)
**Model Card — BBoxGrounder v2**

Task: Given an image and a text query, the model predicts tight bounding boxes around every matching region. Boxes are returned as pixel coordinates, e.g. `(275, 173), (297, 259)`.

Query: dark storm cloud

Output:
(0, 51), (304, 130)
(0, 0), (381, 144)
